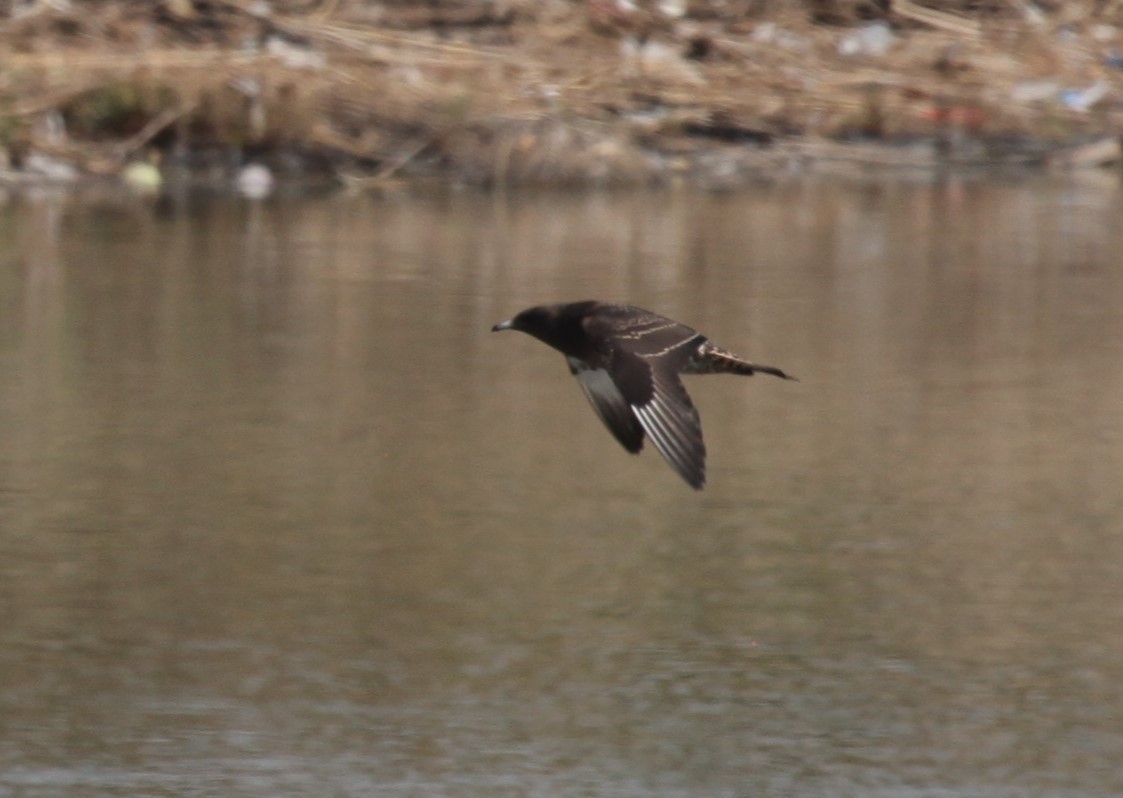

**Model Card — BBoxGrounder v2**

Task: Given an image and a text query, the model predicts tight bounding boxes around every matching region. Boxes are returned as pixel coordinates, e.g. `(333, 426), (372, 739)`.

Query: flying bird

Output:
(492, 301), (795, 489)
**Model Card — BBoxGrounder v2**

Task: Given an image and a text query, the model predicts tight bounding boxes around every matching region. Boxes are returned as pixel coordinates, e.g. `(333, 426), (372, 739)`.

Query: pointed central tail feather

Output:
(691, 344), (798, 381)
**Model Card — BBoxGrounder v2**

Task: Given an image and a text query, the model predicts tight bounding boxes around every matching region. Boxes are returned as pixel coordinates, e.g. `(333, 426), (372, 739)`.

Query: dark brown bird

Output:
(492, 301), (795, 490)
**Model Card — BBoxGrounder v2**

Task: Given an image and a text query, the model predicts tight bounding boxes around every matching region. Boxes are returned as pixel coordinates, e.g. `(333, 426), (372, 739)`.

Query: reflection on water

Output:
(1, 178), (1122, 796)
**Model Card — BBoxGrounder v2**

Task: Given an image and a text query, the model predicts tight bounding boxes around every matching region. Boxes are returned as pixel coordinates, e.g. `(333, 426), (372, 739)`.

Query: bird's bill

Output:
(491, 319), (514, 332)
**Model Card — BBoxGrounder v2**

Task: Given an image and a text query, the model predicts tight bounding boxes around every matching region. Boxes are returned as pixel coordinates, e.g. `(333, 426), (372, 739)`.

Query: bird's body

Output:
(492, 301), (794, 489)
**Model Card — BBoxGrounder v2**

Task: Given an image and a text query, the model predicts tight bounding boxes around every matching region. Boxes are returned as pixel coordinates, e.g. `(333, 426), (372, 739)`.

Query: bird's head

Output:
(491, 305), (555, 336)
(492, 301), (599, 351)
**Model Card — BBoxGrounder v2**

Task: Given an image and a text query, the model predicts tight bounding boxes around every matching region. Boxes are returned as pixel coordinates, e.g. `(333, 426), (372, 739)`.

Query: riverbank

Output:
(2, 1), (1122, 191)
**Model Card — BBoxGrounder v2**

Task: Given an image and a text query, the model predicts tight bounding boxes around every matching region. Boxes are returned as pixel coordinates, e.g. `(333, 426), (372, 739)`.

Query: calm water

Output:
(1, 177), (1122, 797)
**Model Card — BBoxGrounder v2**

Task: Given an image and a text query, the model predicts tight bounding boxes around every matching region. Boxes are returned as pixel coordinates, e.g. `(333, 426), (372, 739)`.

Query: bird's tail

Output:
(695, 343), (798, 381)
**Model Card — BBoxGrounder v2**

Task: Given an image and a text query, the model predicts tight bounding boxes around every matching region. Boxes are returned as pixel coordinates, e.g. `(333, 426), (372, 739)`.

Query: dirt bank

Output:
(2, 1), (1122, 190)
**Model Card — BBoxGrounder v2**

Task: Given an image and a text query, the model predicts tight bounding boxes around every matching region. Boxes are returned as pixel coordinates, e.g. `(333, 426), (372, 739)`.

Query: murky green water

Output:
(1, 177), (1122, 796)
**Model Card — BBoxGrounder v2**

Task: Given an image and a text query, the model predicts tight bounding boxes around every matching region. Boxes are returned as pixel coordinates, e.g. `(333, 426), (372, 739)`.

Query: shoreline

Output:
(2, 2), (1122, 191)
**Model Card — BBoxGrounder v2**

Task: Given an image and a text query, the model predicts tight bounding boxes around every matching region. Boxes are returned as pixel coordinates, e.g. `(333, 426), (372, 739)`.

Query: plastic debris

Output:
(24, 153), (78, 182)
(1010, 79), (1059, 104)
(266, 36), (326, 70)
(656, 0), (686, 19)
(838, 22), (894, 58)
(752, 22), (809, 51)
(622, 38), (705, 85)
(1090, 24), (1117, 43)
(236, 163), (275, 199)
(1060, 80), (1109, 112)
(122, 161), (163, 192)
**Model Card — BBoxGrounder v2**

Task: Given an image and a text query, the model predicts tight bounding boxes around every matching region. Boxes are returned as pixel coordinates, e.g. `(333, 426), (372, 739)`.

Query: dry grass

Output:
(1, 1), (1121, 185)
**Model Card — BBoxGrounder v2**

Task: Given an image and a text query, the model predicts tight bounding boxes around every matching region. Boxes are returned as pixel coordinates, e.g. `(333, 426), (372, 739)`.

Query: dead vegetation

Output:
(1, 0), (1122, 187)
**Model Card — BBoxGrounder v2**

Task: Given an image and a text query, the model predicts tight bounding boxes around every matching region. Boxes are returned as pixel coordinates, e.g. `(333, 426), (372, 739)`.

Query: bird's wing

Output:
(579, 309), (705, 488)
(567, 357), (645, 454)
(609, 348), (707, 490)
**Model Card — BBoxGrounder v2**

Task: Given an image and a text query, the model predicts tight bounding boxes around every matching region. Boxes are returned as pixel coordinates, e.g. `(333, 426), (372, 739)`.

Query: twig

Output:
(337, 137), (433, 191)
(892, 0), (981, 37)
(115, 104), (197, 161)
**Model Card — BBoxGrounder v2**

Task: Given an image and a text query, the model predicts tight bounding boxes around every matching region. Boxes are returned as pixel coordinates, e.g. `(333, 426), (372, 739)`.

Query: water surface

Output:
(1, 178), (1122, 796)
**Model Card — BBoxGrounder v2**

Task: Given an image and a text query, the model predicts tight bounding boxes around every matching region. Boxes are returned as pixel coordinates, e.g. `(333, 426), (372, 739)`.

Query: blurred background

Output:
(2, 0), (1123, 187)
(2, 2), (1123, 797)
